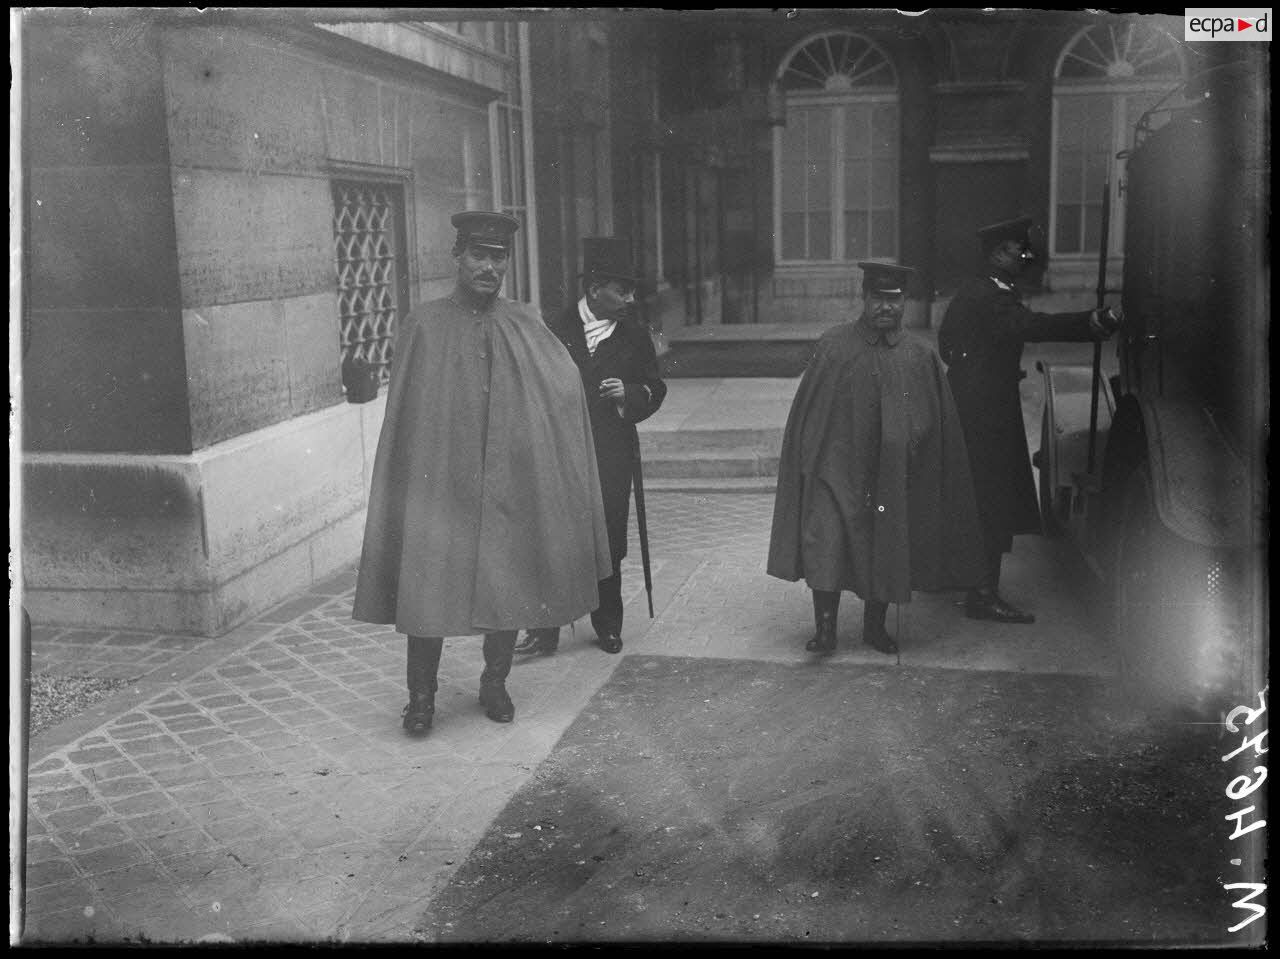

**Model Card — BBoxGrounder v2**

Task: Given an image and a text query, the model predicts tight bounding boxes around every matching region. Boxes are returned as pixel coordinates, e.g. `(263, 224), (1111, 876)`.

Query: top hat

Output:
(451, 210), (520, 250)
(857, 261), (916, 295)
(581, 236), (639, 286)
(976, 215), (1036, 254)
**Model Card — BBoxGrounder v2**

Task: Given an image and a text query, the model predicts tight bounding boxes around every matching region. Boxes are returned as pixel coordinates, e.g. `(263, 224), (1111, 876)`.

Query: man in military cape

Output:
(353, 211), (613, 734)
(768, 262), (986, 655)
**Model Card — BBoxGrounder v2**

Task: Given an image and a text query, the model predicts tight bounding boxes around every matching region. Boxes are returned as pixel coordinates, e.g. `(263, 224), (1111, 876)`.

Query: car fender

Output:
(1132, 397), (1255, 550)
(1035, 362), (1114, 496)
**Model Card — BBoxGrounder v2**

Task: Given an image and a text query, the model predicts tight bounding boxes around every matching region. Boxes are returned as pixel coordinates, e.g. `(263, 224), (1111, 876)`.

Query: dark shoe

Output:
(806, 616), (837, 655)
(598, 633), (623, 654)
(478, 682), (515, 723)
(514, 628), (560, 656)
(965, 591), (1036, 624)
(807, 590), (839, 655)
(404, 635), (443, 736)
(862, 623), (898, 655)
(479, 631), (517, 722)
(401, 690), (435, 735)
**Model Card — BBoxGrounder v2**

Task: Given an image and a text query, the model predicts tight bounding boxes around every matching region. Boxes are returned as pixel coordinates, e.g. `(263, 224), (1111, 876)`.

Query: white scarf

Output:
(579, 297), (616, 356)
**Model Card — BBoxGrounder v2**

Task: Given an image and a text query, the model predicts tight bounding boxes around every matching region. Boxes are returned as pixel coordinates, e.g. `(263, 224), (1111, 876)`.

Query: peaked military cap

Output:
(451, 210), (520, 250)
(976, 215), (1035, 254)
(857, 261), (916, 294)
(581, 236), (639, 285)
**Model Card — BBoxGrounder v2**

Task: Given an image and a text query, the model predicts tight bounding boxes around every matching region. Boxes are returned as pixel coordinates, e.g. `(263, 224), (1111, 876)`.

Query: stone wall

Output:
(160, 24), (500, 449)
(23, 23), (190, 454)
(21, 18), (510, 635)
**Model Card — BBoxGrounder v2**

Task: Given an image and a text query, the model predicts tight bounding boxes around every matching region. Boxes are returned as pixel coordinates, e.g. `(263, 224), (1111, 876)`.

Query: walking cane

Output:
(632, 432), (655, 618)
(1087, 180), (1112, 476)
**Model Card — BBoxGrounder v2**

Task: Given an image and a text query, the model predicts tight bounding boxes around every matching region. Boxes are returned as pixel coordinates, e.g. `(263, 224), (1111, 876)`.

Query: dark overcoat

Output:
(937, 272), (1096, 553)
(544, 302), (667, 566)
(767, 318), (986, 603)
(352, 295), (613, 636)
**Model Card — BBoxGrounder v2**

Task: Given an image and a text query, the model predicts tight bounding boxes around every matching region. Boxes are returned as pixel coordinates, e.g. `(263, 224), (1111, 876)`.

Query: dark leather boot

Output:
(592, 568), (624, 654)
(965, 589), (1036, 624)
(806, 590), (839, 655)
(479, 631), (517, 723)
(514, 627), (560, 656)
(862, 601), (898, 654)
(403, 635), (443, 735)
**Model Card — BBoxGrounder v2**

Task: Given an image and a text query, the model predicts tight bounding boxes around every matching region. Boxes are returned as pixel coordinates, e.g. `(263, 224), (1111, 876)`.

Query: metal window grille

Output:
(332, 180), (408, 386)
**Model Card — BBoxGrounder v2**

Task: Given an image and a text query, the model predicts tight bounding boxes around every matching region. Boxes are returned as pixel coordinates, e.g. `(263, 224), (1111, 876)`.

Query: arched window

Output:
(1051, 20), (1184, 262)
(773, 32), (899, 265)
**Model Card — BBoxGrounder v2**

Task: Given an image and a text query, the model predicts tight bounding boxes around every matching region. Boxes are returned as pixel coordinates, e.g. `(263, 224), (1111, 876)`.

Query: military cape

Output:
(767, 319), (985, 603)
(353, 295), (613, 636)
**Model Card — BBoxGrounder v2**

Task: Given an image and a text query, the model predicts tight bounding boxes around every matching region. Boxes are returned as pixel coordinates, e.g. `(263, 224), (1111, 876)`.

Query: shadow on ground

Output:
(420, 655), (1234, 944)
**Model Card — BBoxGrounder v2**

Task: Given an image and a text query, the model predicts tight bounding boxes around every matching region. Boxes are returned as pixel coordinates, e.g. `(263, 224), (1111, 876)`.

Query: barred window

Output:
(332, 180), (410, 386)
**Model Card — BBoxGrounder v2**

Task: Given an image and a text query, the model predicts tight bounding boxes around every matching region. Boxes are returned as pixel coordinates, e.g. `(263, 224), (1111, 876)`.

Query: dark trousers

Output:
(812, 590), (887, 630)
(407, 632), (515, 690)
(968, 547), (1004, 598)
(590, 563), (624, 638)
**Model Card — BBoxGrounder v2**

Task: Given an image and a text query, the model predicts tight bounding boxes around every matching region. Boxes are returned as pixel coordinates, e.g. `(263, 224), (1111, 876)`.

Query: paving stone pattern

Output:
(20, 493), (775, 943)
(21, 490), (1111, 943)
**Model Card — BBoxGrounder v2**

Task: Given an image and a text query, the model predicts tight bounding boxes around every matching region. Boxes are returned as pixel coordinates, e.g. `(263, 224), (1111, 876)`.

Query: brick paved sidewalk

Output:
(17, 491), (1111, 943)
(15, 494), (773, 943)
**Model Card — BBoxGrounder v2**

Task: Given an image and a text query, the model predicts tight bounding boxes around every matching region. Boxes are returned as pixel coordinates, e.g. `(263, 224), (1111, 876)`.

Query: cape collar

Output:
(448, 290), (501, 315)
(857, 315), (903, 346)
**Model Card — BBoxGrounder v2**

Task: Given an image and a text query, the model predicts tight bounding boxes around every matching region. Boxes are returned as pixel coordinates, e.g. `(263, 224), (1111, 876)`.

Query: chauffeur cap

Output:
(857, 261), (916, 295)
(451, 210), (520, 251)
(976, 215), (1036, 254)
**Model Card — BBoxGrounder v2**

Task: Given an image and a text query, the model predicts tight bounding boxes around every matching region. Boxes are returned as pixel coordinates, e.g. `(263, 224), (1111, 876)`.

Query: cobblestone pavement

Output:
(27, 493), (773, 685)
(30, 629), (216, 682)
(19, 491), (1111, 943)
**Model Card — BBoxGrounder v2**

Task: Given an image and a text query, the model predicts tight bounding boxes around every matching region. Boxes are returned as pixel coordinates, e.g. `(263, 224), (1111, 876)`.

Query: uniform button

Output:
(479, 353), (487, 359)
(877, 505), (885, 512)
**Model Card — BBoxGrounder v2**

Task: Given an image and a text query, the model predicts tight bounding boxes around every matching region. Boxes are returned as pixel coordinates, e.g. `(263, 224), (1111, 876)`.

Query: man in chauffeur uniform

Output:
(768, 262), (986, 656)
(353, 212), (612, 736)
(516, 237), (668, 657)
(938, 215), (1119, 624)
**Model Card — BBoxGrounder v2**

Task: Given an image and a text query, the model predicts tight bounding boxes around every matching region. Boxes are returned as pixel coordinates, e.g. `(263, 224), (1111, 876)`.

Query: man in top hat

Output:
(515, 236), (667, 657)
(768, 262), (986, 656)
(353, 211), (613, 736)
(938, 215), (1121, 624)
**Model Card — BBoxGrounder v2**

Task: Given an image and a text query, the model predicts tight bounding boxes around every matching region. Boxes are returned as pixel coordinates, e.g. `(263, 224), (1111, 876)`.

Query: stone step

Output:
(642, 448), (781, 479)
(638, 426), (784, 454)
(661, 342), (816, 378)
(643, 476), (778, 493)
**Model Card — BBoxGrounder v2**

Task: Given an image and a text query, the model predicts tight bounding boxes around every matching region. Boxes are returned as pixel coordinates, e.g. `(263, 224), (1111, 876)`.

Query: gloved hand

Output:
(1090, 305), (1123, 337)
